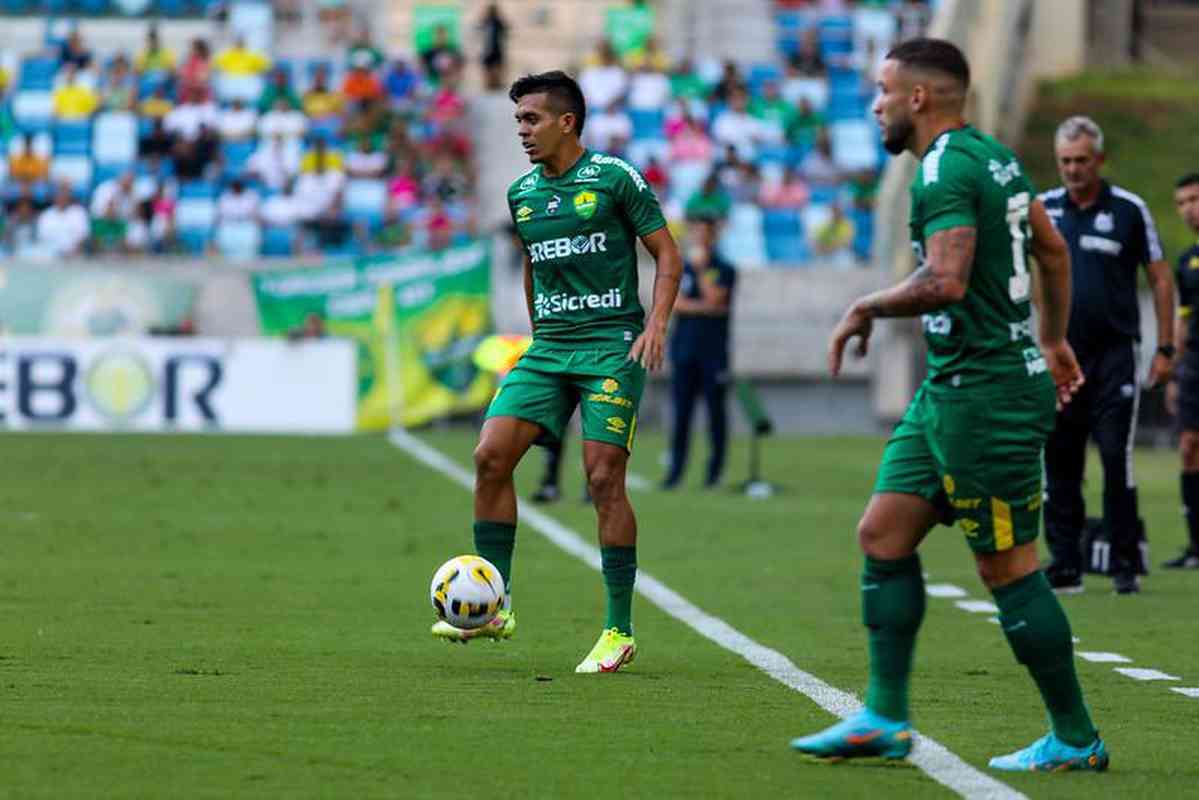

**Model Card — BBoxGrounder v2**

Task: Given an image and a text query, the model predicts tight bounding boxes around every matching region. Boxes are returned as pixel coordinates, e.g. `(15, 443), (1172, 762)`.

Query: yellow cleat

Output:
(575, 628), (636, 673)
(431, 609), (516, 643)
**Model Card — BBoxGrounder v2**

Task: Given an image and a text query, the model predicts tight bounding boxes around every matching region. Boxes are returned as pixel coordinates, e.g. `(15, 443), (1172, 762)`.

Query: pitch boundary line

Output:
(389, 430), (1025, 800)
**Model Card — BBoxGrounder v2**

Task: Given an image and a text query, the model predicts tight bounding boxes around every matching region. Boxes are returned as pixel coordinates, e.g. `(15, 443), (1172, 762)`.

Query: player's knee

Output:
(473, 442), (514, 484)
(586, 461), (624, 505)
(856, 515), (888, 558)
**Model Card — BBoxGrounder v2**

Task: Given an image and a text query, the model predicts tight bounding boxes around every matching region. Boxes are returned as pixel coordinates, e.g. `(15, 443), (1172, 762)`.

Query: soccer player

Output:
(431, 71), (682, 673)
(1165, 173), (1199, 569)
(790, 39), (1109, 772)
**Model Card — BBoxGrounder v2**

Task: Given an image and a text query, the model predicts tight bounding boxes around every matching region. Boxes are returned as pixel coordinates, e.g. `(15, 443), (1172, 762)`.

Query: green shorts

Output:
(874, 377), (1055, 553)
(486, 342), (646, 452)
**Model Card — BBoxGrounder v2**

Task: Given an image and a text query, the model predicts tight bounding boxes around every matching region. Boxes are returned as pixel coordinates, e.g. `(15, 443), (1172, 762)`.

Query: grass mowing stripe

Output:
(389, 430), (1026, 800)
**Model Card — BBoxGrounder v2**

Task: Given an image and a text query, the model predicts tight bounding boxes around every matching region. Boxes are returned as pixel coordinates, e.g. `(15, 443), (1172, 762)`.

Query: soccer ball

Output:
(429, 555), (506, 630)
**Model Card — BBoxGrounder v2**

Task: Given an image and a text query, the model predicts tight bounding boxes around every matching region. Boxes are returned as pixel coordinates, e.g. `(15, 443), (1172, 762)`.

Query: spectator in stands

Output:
(810, 202), (855, 265)
(669, 57), (708, 108)
(478, 2), (510, 91)
(37, 181), (90, 257)
(419, 195), (454, 251)
(717, 144), (761, 203)
(799, 128), (841, 188)
(178, 39), (213, 100)
(3, 197), (39, 257)
(848, 169), (878, 211)
(373, 205), (411, 252)
(303, 65), (345, 120)
(260, 180), (300, 227)
(584, 102), (632, 155)
(628, 60), (671, 112)
(139, 117), (174, 159)
(388, 156), (421, 210)
(342, 63), (383, 105)
(429, 67), (467, 125)
(139, 181), (175, 253)
(579, 40), (628, 112)
(423, 154), (469, 203)
(294, 144), (346, 222)
(8, 133), (49, 186)
(711, 60), (745, 105)
(749, 80), (795, 140)
(215, 36), (271, 78)
(89, 170), (139, 254)
(317, 0), (351, 43)
(347, 27), (384, 72)
(139, 83), (175, 120)
(172, 123), (217, 181)
(625, 35), (670, 73)
(759, 165), (810, 209)
(793, 28), (826, 77)
(52, 64), (100, 120)
(218, 97), (258, 141)
(300, 137), (344, 175)
(288, 312), (327, 341)
(165, 87), (218, 142)
(100, 55), (137, 112)
(217, 178), (260, 223)
(258, 66), (300, 112)
(685, 172), (731, 222)
(643, 155), (670, 196)
(787, 96), (825, 148)
(383, 58), (419, 108)
(59, 29), (93, 71)
(420, 24), (463, 80)
(346, 135), (387, 179)
(780, 54), (829, 109)
(258, 97), (308, 143)
(136, 26), (176, 74)
(712, 85), (776, 160)
(247, 132), (301, 191)
(668, 110), (714, 165)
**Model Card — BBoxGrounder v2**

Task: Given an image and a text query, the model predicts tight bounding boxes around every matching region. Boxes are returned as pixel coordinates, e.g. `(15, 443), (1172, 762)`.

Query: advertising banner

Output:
(0, 337), (356, 434)
(250, 242), (494, 430)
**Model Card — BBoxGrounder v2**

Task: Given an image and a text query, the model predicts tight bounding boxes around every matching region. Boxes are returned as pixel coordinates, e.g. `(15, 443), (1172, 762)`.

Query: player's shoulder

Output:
(1038, 186), (1067, 206)
(919, 129), (987, 185)
(1108, 184), (1153, 217)
(585, 150), (651, 193)
(507, 166), (541, 200)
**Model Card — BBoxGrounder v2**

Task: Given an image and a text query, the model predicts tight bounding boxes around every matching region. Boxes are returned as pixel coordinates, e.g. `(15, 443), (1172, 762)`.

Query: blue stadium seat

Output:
(176, 227), (211, 255)
(260, 225), (296, 257)
(628, 109), (664, 140)
(178, 180), (218, 199)
(93, 112), (139, 165)
(850, 206), (874, 262)
(91, 161), (131, 187)
(138, 71), (174, 100)
(308, 117), (342, 143)
(49, 155), (93, 194)
(12, 90), (54, 132)
(78, 0), (110, 13)
(215, 220), (262, 261)
(809, 184), (842, 206)
(53, 122), (92, 156)
(18, 57), (58, 91)
(818, 15), (854, 59)
(344, 178), (387, 229)
(765, 232), (810, 265)
(220, 140), (256, 179)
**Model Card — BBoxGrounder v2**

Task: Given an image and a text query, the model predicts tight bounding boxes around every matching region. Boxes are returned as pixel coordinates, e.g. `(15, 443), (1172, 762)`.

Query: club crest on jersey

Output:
(574, 190), (597, 220)
(515, 205), (533, 223)
(518, 174), (538, 192)
(577, 165), (601, 179)
(546, 194), (561, 215)
(1094, 211), (1114, 233)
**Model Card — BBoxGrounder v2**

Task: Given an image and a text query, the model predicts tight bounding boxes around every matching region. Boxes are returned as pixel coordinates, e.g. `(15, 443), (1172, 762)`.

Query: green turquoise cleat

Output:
(575, 628), (637, 673)
(790, 709), (914, 761)
(989, 732), (1109, 772)
(431, 608), (516, 643)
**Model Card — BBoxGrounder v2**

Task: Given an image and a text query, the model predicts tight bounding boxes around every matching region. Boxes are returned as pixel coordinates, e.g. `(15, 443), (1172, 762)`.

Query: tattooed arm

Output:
(827, 226), (976, 376)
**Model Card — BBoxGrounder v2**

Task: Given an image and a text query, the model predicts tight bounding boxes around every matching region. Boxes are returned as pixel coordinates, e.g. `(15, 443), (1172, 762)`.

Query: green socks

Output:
(862, 554), (926, 723)
(474, 520), (516, 598)
(992, 570), (1097, 747)
(601, 546), (637, 635)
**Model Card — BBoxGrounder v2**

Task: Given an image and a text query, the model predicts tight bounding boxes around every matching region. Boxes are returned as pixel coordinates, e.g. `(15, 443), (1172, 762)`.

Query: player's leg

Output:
(1167, 428), (1199, 567)
(792, 388), (941, 760)
(1043, 402), (1089, 591)
(701, 358), (730, 487)
(662, 358), (700, 489)
(1090, 343), (1142, 592)
(473, 415), (544, 584)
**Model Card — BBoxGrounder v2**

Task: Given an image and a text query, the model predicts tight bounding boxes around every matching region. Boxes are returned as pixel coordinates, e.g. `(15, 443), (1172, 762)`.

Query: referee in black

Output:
(1040, 116), (1175, 595)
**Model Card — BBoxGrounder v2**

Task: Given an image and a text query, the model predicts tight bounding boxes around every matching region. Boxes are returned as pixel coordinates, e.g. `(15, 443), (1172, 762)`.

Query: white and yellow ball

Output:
(429, 555), (506, 630)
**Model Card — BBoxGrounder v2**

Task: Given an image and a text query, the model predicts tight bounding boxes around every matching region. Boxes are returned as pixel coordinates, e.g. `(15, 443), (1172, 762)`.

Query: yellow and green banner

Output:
(250, 242), (494, 430)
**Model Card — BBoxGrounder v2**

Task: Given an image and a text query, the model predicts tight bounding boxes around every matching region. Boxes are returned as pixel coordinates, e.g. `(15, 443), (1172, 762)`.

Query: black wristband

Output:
(1158, 344), (1177, 359)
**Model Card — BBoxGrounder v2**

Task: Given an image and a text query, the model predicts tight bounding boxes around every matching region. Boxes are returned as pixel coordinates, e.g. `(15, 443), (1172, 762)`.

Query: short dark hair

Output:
(886, 37), (970, 89)
(509, 70), (587, 135)
(1177, 173), (1199, 190)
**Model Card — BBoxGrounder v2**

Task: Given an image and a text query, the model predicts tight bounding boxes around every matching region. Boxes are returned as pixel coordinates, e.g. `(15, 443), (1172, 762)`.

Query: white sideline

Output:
(389, 431), (1026, 800)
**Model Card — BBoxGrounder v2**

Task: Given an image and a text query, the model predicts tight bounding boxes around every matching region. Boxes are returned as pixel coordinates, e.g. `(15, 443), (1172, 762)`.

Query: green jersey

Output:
(909, 126), (1046, 390)
(507, 149), (667, 346)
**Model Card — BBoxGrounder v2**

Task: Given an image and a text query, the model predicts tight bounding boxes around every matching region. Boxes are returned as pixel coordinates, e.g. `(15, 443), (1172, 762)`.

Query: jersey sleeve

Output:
(1134, 200), (1164, 264)
(920, 148), (979, 238)
(613, 161), (668, 237)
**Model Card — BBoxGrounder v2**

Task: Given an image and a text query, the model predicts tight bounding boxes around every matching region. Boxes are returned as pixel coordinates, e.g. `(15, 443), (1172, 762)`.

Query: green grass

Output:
(1022, 69), (1199, 260)
(3, 430), (1198, 798)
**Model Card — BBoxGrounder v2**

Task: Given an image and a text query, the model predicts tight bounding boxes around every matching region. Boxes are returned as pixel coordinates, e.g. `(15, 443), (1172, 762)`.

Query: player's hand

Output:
(1147, 352), (1174, 388)
(1041, 339), (1085, 409)
(1166, 380), (1180, 417)
(628, 322), (667, 371)
(827, 302), (873, 377)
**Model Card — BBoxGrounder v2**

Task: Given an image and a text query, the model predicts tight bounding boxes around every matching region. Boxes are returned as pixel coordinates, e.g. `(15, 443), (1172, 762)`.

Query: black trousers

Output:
(1044, 342), (1141, 576)
(665, 354), (729, 485)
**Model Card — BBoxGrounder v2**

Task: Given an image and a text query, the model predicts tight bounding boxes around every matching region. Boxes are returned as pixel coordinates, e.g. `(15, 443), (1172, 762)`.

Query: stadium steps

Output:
(657, 0), (777, 63)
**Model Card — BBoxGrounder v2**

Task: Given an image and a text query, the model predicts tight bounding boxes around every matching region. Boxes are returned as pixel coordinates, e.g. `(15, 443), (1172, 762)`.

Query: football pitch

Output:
(4, 429), (1198, 799)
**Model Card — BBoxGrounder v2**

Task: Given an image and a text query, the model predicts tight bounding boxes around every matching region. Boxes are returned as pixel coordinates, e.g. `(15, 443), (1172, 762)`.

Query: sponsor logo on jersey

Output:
(573, 190), (597, 220)
(1009, 318), (1033, 342)
(1094, 211), (1114, 232)
(578, 165), (601, 179)
(590, 153), (647, 192)
(546, 194), (561, 215)
(922, 312), (952, 335)
(988, 158), (1021, 186)
(518, 174), (538, 193)
(1022, 346), (1047, 376)
(1080, 234), (1123, 255)
(527, 232), (608, 263)
(602, 378), (619, 393)
(515, 205), (533, 223)
(589, 392), (634, 409)
(533, 288), (624, 319)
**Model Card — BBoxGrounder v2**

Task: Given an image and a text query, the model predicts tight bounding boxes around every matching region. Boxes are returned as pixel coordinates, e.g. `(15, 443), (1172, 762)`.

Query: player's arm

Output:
(629, 226), (683, 369)
(827, 225), (975, 376)
(1144, 257), (1176, 386)
(1028, 198), (1085, 405)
